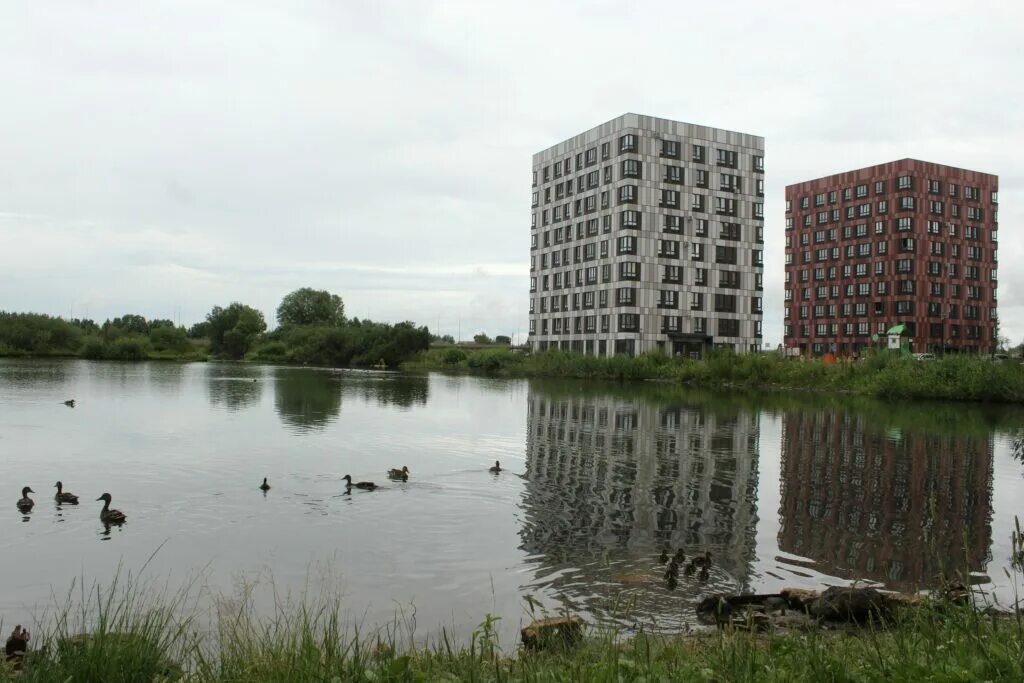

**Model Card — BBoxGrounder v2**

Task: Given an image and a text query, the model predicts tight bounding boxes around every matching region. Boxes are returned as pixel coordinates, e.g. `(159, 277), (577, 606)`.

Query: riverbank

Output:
(5, 584), (1023, 682)
(404, 348), (1024, 403)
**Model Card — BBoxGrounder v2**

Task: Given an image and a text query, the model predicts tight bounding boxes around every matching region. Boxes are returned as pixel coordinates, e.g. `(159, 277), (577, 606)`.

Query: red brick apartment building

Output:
(784, 159), (998, 355)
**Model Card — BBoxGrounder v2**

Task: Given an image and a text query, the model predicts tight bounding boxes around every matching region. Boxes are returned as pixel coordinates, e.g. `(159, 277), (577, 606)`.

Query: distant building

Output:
(529, 114), (765, 357)
(784, 159), (999, 355)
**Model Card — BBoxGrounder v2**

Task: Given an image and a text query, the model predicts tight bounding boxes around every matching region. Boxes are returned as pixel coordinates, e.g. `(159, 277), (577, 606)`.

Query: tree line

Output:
(0, 288), (432, 367)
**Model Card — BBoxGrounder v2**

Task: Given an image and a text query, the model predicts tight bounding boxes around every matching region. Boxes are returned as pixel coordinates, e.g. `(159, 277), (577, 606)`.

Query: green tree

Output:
(206, 303), (267, 359)
(276, 288), (345, 328)
(473, 333), (492, 344)
(495, 335), (511, 344)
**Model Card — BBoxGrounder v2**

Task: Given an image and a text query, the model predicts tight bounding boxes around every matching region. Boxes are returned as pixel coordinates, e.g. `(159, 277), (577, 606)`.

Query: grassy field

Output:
(4, 574), (1024, 682)
(405, 348), (1024, 403)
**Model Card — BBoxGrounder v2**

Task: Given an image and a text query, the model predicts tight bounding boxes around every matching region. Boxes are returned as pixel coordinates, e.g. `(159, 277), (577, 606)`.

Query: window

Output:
(616, 235), (636, 255)
(692, 194), (706, 212)
(585, 147), (597, 165)
(664, 165), (683, 183)
(899, 196), (915, 210)
(661, 139), (680, 158)
(691, 243), (705, 261)
(716, 197), (736, 216)
(690, 292), (704, 311)
(618, 313), (639, 332)
(714, 294), (737, 313)
(718, 318), (740, 337)
(694, 169), (708, 188)
(660, 189), (680, 208)
(874, 180), (885, 194)
(619, 262), (640, 280)
(855, 184), (868, 198)
(694, 218), (708, 236)
(715, 245), (738, 264)
(619, 135), (636, 153)
(616, 287), (636, 306)
(620, 210), (641, 229)
(658, 239), (679, 258)
(897, 217), (912, 231)
(621, 159), (641, 178)
(720, 222), (741, 241)
(897, 175), (912, 190)
(692, 144), (705, 163)
(719, 270), (741, 289)
(658, 290), (678, 309)
(618, 185), (637, 204)
(716, 148), (737, 167)
(662, 265), (682, 283)
(664, 214), (682, 233)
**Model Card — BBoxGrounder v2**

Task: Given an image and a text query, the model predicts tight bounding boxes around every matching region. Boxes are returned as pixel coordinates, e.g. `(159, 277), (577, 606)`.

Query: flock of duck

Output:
(16, 484), (126, 524)
(16, 460), (507, 522)
(659, 546), (713, 590)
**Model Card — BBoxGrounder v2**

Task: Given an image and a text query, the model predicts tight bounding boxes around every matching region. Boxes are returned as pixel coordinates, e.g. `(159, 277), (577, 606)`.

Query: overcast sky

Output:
(1, 1), (1021, 346)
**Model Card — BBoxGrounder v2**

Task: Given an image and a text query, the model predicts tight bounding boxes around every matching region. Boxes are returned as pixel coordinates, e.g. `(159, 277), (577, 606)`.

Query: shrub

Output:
(442, 348), (467, 364)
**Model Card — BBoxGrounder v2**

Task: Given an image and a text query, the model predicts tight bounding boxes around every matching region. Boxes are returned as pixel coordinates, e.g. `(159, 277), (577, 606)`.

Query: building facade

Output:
(784, 159), (999, 355)
(529, 114), (765, 357)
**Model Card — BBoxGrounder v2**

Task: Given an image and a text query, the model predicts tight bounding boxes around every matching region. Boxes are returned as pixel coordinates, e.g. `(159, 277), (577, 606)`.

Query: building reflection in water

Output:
(778, 409), (993, 590)
(520, 384), (760, 625)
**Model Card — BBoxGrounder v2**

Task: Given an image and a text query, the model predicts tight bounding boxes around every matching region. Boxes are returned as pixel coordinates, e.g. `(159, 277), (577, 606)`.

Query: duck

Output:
(342, 475), (377, 491)
(666, 574), (678, 591)
(387, 466), (410, 480)
(63, 399), (75, 407)
(16, 487), (34, 512)
(488, 460), (502, 474)
(95, 493), (127, 524)
(658, 547), (669, 564)
(698, 565), (710, 582)
(259, 477), (271, 491)
(684, 560), (697, 577)
(663, 560), (679, 581)
(673, 548), (686, 564)
(54, 481), (79, 504)
(693, 551), (712, 569)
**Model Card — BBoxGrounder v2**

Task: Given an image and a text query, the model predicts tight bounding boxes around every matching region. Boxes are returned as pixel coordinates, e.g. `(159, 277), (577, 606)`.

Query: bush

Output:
(442, 348), (467, 364)
(106, 336), (149, 361)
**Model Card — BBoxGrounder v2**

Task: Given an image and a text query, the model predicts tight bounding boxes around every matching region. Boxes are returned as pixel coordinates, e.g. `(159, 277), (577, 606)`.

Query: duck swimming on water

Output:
(96, 493), (127, 524)
(387, 466), (410, 480)
(54, 481), (79, 504)
(16, 487), (34, 512)
(488, 460), (502, 473)
(63, 399), (75, 408)
(259, 477), (270, 491)
(343, 475), (377, 491)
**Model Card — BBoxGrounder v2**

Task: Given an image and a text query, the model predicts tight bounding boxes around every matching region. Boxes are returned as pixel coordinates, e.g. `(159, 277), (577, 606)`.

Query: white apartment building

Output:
(529, 113), (765, 356)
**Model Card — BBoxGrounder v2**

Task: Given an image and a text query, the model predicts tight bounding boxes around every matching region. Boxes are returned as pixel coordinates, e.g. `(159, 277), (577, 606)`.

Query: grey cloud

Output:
(1, 0), (1021, 347)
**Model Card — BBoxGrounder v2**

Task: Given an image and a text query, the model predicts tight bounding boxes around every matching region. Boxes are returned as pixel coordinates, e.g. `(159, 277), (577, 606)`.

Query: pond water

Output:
(1, 359), (1022, 646)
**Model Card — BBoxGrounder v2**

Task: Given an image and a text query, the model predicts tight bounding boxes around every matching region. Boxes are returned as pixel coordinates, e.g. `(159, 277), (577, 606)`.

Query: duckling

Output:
(698, 565), (710, 581)
(16, 487), (34, 511)
(673, 548), (686, 564)
(342, 475), (377, 491)
(666, 574), (678, 591)
(259, 477), (270, 491)
(387, 466), (410, 480)
(63, 399), (75, 407)
(684, 560), (697, 577)
(663, 560), (679, 581)
(658, 547), (669, 564)
(699, 551), (713, 568)
(95, 493), (127, 524)
(489, 460), (502, 473)
(54, 481), (79, 504)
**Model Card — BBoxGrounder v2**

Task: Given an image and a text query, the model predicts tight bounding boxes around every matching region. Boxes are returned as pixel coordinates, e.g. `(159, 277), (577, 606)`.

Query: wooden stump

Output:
(521, 616), (584, 650)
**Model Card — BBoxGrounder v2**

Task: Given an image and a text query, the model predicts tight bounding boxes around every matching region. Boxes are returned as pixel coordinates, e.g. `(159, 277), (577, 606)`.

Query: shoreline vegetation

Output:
(3, 573), (1024, 681)
(404, 347), (1024, 403)
(0, 288), (432, 368)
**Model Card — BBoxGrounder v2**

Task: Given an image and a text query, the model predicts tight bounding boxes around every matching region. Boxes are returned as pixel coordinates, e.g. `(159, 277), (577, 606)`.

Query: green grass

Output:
(405, 348), (1024, 403)
(5, 573), (1024, 682)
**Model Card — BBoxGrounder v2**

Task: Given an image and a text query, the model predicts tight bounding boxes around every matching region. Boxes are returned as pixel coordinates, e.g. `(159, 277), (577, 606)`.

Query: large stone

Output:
(521, 616), (584, 650)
